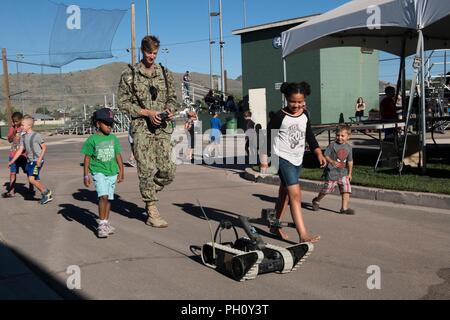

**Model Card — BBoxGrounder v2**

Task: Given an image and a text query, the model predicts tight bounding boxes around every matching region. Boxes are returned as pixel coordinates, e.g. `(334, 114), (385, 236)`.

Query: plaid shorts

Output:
(320, 176), (352, 194)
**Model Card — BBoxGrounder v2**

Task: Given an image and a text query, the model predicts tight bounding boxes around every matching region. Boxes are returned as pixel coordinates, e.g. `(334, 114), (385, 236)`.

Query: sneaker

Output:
(97, 223), (109, 238)
(106, 223), (115, 235)
(340, 208), (355, 215)
(127, 159), (136, 167)
(312, 198), (320, 211)
(39, 190), (53, 205)
(2, 192), (15, 198)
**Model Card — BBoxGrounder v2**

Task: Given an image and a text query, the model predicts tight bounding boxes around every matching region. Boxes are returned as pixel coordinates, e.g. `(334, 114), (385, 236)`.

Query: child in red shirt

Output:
(2, 112), (30, 198)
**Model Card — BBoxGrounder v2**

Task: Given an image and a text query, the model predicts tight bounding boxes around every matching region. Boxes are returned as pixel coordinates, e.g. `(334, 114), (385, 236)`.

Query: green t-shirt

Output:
(81, 133), (122, 176)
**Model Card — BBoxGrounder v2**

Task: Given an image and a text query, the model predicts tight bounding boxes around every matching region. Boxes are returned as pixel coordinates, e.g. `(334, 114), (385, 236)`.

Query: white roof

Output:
(282, 0), (450, 57)
(232, 15), (319, 35)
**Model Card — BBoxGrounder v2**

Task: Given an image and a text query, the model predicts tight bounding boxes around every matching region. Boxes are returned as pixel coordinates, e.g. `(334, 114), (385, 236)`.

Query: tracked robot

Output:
(200, 208), (314, 281)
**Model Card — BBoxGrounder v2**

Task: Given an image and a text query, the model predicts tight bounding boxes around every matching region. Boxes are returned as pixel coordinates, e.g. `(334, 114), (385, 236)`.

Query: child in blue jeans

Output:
(82, 108), (124, 238)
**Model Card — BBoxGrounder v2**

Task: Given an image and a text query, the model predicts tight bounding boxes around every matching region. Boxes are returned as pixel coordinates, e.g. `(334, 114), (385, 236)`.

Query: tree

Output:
(405, 80), (412, 90)
(35, 107), (48, 114)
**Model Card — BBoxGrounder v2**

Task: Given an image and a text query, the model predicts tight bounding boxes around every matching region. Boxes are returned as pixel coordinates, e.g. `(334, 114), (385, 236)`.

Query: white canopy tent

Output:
(281, 0), (450, 173)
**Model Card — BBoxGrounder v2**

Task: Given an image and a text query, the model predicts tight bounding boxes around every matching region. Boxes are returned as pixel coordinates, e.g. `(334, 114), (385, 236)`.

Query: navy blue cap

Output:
(94, 108), (116, 125)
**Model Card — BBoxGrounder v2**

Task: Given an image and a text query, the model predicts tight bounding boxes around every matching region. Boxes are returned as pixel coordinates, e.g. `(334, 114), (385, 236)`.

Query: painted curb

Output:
(244, 168), (450, 210)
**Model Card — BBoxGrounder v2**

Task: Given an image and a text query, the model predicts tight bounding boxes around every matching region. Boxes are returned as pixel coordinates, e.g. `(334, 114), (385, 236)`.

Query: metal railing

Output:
(54, 106), (130, 135)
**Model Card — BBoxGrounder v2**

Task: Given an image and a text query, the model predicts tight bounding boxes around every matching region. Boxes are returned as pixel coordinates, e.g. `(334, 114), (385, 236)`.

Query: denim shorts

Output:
(26, 160), (44, 180)
(92, 173), (117, 200)
(278, 157), (302, 187)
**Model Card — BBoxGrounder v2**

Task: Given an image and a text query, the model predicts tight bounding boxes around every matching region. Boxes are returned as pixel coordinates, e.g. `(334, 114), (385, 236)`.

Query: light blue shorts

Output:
(92, 173), (117, 200)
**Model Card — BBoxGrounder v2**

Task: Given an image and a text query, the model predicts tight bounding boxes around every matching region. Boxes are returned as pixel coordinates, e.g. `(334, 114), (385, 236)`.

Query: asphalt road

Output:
(0, 135), (449, 300)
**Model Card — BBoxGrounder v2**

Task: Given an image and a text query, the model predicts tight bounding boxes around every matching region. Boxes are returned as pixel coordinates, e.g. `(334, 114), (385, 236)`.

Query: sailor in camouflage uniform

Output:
(117, 35), (177, 228)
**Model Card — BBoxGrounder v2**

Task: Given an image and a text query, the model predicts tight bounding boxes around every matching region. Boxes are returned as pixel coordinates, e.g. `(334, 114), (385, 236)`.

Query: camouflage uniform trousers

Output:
(133, 132), (176, 203)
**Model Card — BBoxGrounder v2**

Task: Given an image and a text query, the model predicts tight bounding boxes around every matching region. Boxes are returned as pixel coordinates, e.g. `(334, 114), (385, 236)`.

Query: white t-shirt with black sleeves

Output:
(267, 108), (319, 166)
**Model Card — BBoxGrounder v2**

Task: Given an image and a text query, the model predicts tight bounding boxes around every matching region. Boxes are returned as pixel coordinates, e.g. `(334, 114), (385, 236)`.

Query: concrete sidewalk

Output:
(243, 167), (450, 210)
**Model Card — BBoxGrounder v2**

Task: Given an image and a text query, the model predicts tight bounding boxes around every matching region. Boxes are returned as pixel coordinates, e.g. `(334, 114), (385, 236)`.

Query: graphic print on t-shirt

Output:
(288, 124), (304, 149)
(336, 148), (349, 164)
(95, 140), (115, 162)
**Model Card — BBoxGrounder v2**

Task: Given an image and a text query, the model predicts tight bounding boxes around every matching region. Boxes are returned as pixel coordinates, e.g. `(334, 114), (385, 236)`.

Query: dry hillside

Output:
(1, 62), (242, 115)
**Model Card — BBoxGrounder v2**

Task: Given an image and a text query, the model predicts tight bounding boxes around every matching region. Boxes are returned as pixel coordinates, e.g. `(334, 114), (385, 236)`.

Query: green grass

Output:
(253, 162), (450, 195)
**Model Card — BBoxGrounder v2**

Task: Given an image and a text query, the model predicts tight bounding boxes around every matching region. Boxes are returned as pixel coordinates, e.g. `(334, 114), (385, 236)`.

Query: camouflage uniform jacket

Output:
(117, 62), (177, 137)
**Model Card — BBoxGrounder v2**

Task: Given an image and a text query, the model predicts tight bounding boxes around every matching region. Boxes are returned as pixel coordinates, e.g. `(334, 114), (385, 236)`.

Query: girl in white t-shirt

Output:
(260, 82), (326, 243)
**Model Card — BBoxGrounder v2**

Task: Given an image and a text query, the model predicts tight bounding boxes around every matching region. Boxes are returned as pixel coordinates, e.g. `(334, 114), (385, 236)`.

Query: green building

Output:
(232, 15), (379, 127)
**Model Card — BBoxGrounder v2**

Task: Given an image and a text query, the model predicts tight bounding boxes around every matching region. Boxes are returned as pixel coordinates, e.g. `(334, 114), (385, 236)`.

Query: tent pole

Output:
(399, 33), (423, 174)
(419, 30), (427, 174)
(402, 56), (406, 111)
(396, 35), (406, 174)
(283, 58), (287, 106)
(395, 35), (406, 109)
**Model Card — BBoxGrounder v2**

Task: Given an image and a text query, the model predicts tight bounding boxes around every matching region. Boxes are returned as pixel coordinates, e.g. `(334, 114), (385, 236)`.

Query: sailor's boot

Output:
(145, 202), (168, 228)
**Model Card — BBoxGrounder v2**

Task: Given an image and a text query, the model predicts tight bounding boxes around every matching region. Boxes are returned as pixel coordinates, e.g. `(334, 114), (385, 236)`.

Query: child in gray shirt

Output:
(8, 115), (53, 205)
(312, 124), (354, 215)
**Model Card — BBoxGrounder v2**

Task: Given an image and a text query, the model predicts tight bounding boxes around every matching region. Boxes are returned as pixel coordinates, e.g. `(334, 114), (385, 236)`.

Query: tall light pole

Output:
(146, 0), (151, 35)
(218, 0), (225, 94)
(243, 0), (247, 27)
(208, 0), (216, 90)
(131, 0), (137, 65)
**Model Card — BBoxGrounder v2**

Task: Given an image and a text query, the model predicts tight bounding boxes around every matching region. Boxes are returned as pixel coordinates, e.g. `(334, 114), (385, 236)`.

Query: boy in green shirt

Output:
(82, 108), (124, 238)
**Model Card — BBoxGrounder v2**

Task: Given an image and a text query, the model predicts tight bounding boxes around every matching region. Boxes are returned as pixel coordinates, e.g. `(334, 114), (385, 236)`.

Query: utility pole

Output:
(146, 0), (151, 35)
(2, 48), (12, 127)
(208, 0), (216, 90)
(218, 0), (225, 94)
(16, 54), (24, 115)
(131, 1), (137, 65)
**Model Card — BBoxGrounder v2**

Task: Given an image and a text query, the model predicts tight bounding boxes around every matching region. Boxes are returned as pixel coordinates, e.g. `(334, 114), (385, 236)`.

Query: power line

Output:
(5, 36), (235, 59)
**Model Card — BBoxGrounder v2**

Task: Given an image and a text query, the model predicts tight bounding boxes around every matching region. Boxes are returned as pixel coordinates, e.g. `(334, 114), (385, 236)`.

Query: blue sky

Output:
(0, 0), (447, 83)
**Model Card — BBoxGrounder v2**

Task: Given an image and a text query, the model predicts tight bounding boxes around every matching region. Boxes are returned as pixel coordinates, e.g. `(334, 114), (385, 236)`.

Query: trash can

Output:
(0, 125), (8, 140)
(226, 117), (237, 134)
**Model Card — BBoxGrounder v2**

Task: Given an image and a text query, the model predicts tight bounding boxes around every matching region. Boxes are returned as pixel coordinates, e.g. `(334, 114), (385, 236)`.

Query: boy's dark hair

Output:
(141, 35), (160, 52)
(336, 124), (351, 135)
(385, 86), (396, 95)
(280, 81), (311, 98)
(12, 112), (23, 121)
(243, 111), (252, 118)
